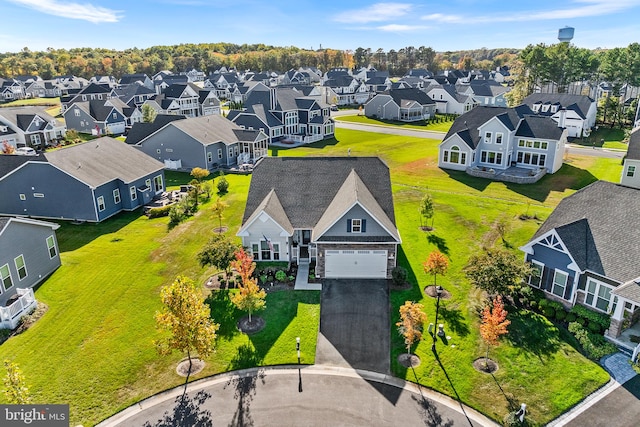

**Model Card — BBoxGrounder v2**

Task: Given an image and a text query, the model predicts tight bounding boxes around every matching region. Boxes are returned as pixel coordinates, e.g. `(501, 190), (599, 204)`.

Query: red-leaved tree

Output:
(423, 250), (449, 287)
(479, 296), (510, 370)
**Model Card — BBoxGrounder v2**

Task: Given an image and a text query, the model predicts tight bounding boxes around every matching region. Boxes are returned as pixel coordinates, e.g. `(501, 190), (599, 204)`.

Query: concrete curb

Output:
(545, 378), (619, 426)
(96, 365), (499, 427)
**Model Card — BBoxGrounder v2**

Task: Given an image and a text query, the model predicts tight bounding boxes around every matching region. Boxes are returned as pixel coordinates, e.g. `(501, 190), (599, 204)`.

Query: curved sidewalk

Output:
(97, 365), (498, 427)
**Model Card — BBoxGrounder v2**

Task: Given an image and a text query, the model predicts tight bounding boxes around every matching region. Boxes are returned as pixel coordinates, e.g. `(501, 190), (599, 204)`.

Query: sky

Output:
(1, 0), (640, 54)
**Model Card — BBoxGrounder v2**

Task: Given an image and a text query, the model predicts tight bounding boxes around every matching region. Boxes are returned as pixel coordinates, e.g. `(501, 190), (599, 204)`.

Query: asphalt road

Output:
(99, 367), (494, 427)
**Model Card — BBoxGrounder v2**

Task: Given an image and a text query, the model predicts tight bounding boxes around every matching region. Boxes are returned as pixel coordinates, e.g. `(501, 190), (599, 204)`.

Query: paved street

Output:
(98, 367), (495, 427)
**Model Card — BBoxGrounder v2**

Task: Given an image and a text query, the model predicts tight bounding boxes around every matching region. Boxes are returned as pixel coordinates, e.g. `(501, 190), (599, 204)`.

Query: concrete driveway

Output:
(315, 279), (390, 374)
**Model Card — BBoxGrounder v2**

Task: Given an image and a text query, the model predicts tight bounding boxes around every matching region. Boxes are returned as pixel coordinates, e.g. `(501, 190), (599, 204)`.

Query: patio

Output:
(466, 165), (547, 184)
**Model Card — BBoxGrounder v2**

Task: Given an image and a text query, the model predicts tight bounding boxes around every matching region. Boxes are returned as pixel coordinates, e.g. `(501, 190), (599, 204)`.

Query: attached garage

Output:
(324, 249), (388, 278)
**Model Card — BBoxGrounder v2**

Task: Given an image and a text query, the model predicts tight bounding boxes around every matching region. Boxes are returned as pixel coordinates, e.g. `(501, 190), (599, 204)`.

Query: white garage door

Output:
(324, 249), (388, 278)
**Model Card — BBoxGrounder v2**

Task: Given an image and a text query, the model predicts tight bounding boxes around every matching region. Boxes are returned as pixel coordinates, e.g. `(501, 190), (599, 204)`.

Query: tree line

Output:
(0, 43), (518, 80)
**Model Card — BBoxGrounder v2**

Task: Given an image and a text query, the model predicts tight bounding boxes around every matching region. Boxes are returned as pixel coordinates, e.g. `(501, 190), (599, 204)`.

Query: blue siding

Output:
(527, 243), (575, 299)
(321, 204), (393, 239)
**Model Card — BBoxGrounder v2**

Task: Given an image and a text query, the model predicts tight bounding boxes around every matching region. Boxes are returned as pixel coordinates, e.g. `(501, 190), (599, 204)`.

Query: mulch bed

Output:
(398, 353), (421, 368)
(390, 280), (413, 291)
(0, 301), (49, 345)
(473, 357), (499, 374)
(237, 316), (266, 334)
(176, 358), (205, 377)
(424, 285), (452, 299)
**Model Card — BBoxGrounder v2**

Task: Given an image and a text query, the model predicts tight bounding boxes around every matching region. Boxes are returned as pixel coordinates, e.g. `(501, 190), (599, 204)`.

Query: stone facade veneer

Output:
(315, 243), (397, 279)
(466, 166), (546, 184)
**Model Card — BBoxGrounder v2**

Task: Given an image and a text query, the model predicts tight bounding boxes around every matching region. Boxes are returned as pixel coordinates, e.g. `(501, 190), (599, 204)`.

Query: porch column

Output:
(608, 296), (627, 337)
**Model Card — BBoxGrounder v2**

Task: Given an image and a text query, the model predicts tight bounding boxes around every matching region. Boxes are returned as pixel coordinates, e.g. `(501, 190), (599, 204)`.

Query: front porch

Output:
(606, 321), (640, 354)
(0, 288), (37, 330)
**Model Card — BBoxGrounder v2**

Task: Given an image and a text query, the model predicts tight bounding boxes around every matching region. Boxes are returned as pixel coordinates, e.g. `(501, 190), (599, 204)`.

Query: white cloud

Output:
(334, 2), (413, 24)
(8, 0), (121, 23)
(422, 0), (640, 24)
(377, 24), (428, 32)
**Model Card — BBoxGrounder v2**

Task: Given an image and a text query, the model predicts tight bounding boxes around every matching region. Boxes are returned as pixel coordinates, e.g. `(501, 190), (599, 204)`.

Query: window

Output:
(272, 243), (280, 260)
(228, 147), (233, 158)
(251, 244), (259, 260)
(480, 151), (502, 165)
(529, 261), (543, 287)
(153, 175), (163, 193)
(552, 270), (568, 298)
(234, 146), (239, 156)
(585, 279), (613, 312)
(113, 188), (120, 204)
(218, 148), (223, 159)
(156, 149), (161, 154)
(627, 165), (636, 177)
(351, 218), (362, 233)
(97, 196), (105, 212)
(30, 134), (41, 145)
(112, 112), (117, 119)
(19, 194), (26, 201)
(260, 241), (271, 260)
(484, 132), (492, 143)
(33, 193), (44, 198)
(207, 152), (213, 163)
(14, 255), (27, 280)
(0, 264), (12, 291)
(47, 235), (57, 258)
(145, 179), (151, 189)
(74, 109), (80, 117)
(130, 186), (137, 201)
(495, 133), (503, 144)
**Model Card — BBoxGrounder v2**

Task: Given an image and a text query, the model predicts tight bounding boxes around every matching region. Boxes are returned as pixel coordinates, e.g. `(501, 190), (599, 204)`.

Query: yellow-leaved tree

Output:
(154, 276), (219, 375)
(396, 301), (428, 355)
(3, 360), (31, 404)
(479, 296), (510, 371)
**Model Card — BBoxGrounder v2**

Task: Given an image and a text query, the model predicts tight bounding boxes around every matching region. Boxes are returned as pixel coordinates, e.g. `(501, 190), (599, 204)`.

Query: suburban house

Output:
(457, 80), (510, 107)
(1, 78), (26, 101)
(63, 98), (140, 136)
(322, 75), (370, 106)
(621, 127), (640, 189)
(522, 93), (597, 138)
(426, 84), (477, 115)
(235, 87), (334, 144)
(198, 89), (221, 116)
(126, 114), (268, 170)
(59, 82), (115, 113)
(0, 107), (66, 149)
(438, 105), (567, 177)
(148, 83), (201, 118)
(520, 180), (640, 341)
(237, 157), (401, 279)
(0, 137), (165, 222)
(0, 217), (61, 329)
(119, 73), (154, 91)
(364, 88), (436, 122)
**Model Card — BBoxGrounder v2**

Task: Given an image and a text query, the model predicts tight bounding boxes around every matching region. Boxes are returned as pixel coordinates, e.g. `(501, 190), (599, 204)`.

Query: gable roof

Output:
(522, 93), (594, 119)
(515, 115), (564, 140)
(125, 114), (186, 145)
(0, 107), (57, 131)
(0, 154), (47, 179)
(42, 137), (163, 187)
(626, 127), (640, 161)
(169, 115), (260, 145)
(0, 216), (60, 236)
(242, 189), (294, 236)
(386, 88), (434, 106)
(241, 157), (396, 234)
(530, 180), (640, 283)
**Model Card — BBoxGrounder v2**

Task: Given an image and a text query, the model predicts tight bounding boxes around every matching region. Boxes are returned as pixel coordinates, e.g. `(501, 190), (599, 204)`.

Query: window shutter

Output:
(362, 219), (367, 232)
(347, 219), (351, 232)
(564, 275), (573, 300)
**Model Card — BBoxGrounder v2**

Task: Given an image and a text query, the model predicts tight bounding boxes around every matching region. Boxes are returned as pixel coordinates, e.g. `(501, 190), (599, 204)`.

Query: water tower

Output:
(558, 26), (574, 43)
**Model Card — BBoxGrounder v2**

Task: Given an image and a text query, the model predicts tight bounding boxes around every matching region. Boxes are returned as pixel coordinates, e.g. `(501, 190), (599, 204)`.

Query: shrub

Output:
(288, 275), (295, 282)
(568, 322), (617, 360)
(147, 205), (172, 218)
(538, 298), (549, 309)
(555, 309), (567, 321)
(217, 173), (229, 194)
(275, 270), (287, 282)
(259, 275), (267, 285)
(542, 306), (555, 319)
(587, 321), (603, 334)
(570, 305), (610, 330)
(529, 300), (538, 310)
(309, 273), (315, 281)
(576, 317), (586, 326)
(566, 313), (577, 323)
(547, 300), (564, 313)
(391, 266), (408, 287)
(168, 204), (186, 227)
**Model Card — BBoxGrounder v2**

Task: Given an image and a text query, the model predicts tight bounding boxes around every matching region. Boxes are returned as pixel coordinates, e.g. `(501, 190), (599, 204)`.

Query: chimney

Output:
(558, 108), (566, 128)
(270, 87), (277, 111)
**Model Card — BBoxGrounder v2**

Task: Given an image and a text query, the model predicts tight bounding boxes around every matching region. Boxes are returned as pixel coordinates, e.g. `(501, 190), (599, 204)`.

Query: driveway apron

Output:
(316, 279), (390, 374)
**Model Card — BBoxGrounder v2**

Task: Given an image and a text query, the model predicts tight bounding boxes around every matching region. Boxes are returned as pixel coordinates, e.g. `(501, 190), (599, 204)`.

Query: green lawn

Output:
(569, 126), (629, 150)
(335, 114), (454, 133)
(0, 129), (622, 426)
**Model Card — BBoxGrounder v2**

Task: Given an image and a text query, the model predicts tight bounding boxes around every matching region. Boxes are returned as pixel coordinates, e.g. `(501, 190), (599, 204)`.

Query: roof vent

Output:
(77, 163), (82, 169)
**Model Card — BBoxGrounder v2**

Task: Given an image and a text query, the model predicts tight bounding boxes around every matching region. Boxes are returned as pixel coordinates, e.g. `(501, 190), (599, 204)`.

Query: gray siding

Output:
(322, 204), (392, 238)
(527, 243), (575, 300)
(0, 163), (98, 221)
(0, 221), (60, 305)
(137, 126), (219, 170)
(64, 107), (96, 134)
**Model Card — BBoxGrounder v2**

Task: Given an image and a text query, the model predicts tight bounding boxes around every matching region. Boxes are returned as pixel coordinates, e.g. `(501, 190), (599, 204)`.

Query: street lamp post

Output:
(432, 285), (443, 351)
(296, 337), (301, 364)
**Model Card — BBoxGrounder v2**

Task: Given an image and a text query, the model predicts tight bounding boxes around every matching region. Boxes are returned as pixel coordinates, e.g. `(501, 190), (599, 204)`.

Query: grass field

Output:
(0, 128), (622, 426)
(335, 114), (454, 133)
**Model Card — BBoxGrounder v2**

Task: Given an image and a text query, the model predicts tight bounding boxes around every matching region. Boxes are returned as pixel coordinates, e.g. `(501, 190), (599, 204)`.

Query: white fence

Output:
(0, 288), (37, 330)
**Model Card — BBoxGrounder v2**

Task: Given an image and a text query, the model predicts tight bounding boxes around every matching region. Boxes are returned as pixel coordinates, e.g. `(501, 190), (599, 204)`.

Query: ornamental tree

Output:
(419, 193), (434, 230)
(423, 250), (449, 287)
(3, 360), (31, 404)
(396, 301), (428, 355)
(154, 276), (219, 374)
(464, 248), (532, 298)
(479, 296), (510, 370)
(230, 248), (266, 324)
(197, 233), (239, 282)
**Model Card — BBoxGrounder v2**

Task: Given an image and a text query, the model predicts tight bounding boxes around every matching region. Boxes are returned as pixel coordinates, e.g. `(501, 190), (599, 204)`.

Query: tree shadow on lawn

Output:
(427, 234), (450, 256)
(55, 209), (142, 252)
(443, 170), (491, 192)
(438, 303), (470, 337)
(206, 290), (242, 340)
(505, 163), (598, 203)
(505, 309), (560, 361)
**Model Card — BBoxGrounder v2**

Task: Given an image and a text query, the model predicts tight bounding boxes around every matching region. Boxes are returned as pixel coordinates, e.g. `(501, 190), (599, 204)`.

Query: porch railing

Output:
(0, 288), (37, 330)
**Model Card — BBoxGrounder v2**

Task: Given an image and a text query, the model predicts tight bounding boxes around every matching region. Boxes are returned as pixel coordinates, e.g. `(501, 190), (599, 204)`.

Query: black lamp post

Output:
(432, 285), (443, 351)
